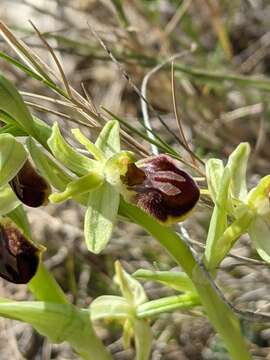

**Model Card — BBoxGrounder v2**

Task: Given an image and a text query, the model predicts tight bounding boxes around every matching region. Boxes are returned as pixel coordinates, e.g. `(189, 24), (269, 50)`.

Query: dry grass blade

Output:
(0, 21), (52, 82)
(29, 20), (72, 99)
(81, 82), (99, 117)
(89, 25), (199, 156)
(171, 61), (197, 166)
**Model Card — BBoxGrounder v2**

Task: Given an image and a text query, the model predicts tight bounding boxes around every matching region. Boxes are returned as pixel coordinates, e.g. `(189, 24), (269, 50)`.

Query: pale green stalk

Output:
(120, 200), (252, 360)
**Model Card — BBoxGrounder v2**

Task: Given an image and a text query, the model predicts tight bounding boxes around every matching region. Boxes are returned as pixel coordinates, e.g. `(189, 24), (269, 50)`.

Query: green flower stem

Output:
(120, 200), (252, 360)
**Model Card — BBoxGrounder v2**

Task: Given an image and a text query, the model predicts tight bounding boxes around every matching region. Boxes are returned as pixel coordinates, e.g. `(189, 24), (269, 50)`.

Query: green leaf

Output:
(206, 158), (224, 202)
(50, 171), (104, 203)
(71, 128), (104, 161)
(90, 295), (132, 321)
(27, 137), (73, 192)
(95, 120), (120, 159)
(204, 167), (231, 270)
(0, 184), (20, 215)
(48, 122), (97, 176)
(84, 182), (119, 253)
(0, 123), (26, 136)
(227, 143), (250, 201)
(0, 133), (27, 187)
(115, 261), (147, 306)
(249, 216), (270, 263)
(133, 269), (196, 293)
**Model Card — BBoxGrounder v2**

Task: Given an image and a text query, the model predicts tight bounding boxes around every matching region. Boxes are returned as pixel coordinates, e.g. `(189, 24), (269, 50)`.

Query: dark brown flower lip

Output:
(9, 159), (51, 207)
(122, 154), (200, 224)
(0, 220), (43, 284)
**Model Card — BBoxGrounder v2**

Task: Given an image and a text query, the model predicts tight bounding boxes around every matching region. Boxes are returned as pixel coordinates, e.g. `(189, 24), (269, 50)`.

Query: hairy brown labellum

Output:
(10, 159), (51, 207)
(0, 220), (43, 284)
(122, 155), (200, 224)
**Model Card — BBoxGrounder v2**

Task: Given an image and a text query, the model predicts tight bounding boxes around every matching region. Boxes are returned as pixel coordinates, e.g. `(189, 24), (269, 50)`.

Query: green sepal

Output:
(206, 158), (224, 203)
(208, 207), (254, 270)
(27, 137), (73, 192)
(115, 261), (147, 306)
(133, 269), (196, 294)
(48, 122), (97, 176)
(137, 293), (200, 318)
(133, 319), (153, 360)
(0, 133), (27, 187)
(84, 182), (119, 253)
(50, 171), (104, 203)
(249, 216), (270, 263)
(227, 142), (250, 201)
(71, 128), (104, 161)
(204, 167), (230, 269)
(95, 120), (120, 159)
(90, 295), (132, 321)
(0, 74), (36, 137)
(0, 184), (20, 215)
(247, 175), (270, 217)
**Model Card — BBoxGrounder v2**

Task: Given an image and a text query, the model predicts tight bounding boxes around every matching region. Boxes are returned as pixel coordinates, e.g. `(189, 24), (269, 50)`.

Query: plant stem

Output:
(120, 200), (252, 360)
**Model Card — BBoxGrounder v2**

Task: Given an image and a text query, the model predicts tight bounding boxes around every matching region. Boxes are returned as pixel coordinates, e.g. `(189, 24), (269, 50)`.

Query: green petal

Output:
(115, 261), (147, 306)
(249, 216), (270, 263)
(95, 120), (120, 159)
(48, 122), (97, 176)
(84, 182), (119, 253)
(90, 295), (132, 321)
(71, 128), (104, 161)
(50, 172), (104, 203)
(0, 133), (27, 187)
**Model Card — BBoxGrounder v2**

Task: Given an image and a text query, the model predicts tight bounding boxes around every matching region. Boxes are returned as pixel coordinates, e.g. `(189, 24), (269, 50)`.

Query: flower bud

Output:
(0, 219), (43, 284)
(9, 159), (51, 207)
(121, 155), (200, 224)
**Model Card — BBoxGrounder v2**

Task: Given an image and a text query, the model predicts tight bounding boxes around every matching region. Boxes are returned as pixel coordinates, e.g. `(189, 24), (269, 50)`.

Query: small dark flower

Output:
(10, 159), (51, 207)
(121, 155), (200, 224)
(0, 220), (43, 284)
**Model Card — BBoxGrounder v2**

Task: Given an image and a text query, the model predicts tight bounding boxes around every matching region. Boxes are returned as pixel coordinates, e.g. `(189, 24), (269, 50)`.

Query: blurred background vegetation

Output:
(1, 0), (270, 359)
